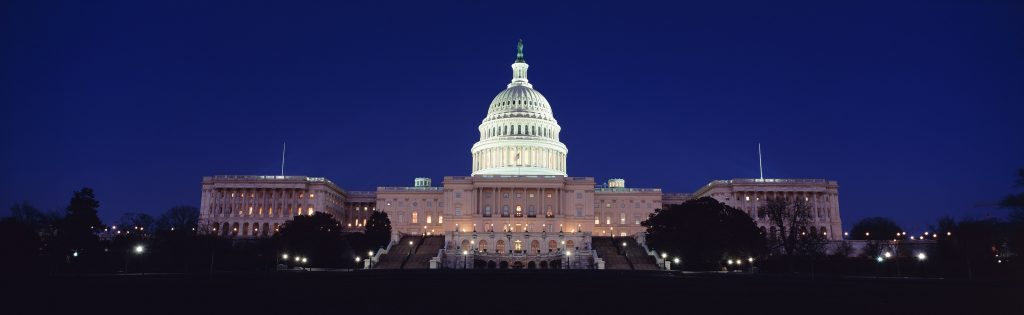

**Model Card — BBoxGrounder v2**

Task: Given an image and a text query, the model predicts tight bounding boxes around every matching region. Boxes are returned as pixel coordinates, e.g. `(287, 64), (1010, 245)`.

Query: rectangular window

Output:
(576, 192), (582, 199)
(455, 207), (462, 216)
(412, 212), (418, 224)
(576, 206), (583, 217)
(594, 216), (600, 224)
(620, 213), (626, 224)
(455, 192), (462, 198)
(634, 215), (641, 225)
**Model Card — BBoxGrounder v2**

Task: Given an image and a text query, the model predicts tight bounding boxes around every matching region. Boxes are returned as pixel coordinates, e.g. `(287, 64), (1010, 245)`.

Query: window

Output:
(412, 212), (418, 224)
(576, 192), (582, 199)
(594, 216), (600, 224)
(426, 201), (432, 207)
(307, 207), (313, 215)
(529, 193), (534, 198)
(426, 215), (432, 224)
(412, 201), (418, 207)
(514, 205), (523, 217)
(516, 193), (522, 198)
(502, 205), (510, 217)
(455, 207), (462, 216)
(484, 206), (492, 217)
(620, 213), (626, 224)
(606, 216), (611, 225)
(547, 193), (552, 198)
(455, 192), (462, 198)
(438, 216), (443, 224)
(503, 193), (509, 199)
(605, 203), (612, 208)
(527, 205), (536, 217)
(634, 215), (641, 225)
(576, 206), (583, 217)
(546, 206), (554, 218)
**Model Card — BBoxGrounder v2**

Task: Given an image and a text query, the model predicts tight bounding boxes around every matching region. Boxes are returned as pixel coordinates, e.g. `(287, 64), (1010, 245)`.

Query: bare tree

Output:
(757, 198), (823, 256)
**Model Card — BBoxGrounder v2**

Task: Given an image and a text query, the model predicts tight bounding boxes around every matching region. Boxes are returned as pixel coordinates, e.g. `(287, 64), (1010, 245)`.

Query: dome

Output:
(471, 40), (568, 176)
(484, 85), (555, 123)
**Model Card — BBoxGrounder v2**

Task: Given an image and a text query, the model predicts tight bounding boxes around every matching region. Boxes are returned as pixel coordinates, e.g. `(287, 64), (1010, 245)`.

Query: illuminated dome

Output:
(471, 40), (568, 176)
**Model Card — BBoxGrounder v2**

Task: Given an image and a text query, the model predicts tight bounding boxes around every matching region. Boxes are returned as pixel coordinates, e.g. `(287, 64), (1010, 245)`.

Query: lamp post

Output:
(463, 250), (469, 269)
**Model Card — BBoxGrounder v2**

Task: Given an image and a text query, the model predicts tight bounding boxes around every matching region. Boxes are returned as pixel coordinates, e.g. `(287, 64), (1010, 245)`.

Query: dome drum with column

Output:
(471, 40), (568, 176)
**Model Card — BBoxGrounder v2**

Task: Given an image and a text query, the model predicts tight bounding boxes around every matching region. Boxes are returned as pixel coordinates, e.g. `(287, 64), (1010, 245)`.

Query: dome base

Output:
(472, 166), (566, 177)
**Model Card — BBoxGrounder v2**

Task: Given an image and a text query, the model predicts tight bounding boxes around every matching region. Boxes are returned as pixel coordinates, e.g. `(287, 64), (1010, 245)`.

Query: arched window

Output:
(531, 240), (540, 253)
(566, 240), (575, 250)
(461, 239), (470, 250)
(496, 240), (506, 253)
(479, 240), (489, 252)
(426, 215), (432, 224)
(412, 212), (418, 224)
(548, 240), (558, 252)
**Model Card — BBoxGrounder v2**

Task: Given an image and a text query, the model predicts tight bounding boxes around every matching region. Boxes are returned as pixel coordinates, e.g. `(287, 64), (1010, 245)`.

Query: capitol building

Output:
(199, 41), (843, 269)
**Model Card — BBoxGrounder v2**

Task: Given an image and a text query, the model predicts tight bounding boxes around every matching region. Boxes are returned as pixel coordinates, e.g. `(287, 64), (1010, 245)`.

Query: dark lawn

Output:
(6, 270), (1019, 314)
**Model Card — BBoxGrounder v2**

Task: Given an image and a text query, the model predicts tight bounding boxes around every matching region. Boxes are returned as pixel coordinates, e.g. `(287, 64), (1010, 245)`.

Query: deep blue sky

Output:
(2, 1), (1021, 231)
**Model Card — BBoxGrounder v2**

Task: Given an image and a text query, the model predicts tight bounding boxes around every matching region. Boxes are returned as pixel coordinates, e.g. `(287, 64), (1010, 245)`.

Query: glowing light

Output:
(662, 253), (667, 259)
(463, 250), (468, 255)
(727, 260), (734, 265)
(282, 254), (289, 259)
(916, 253), (927, 261)
(355, 257), (361, 262)
(134, 245), (145, 254)
(876, 256), (885, 263)
(673, 258), (680, 264)
(301, 257), (307, 263)
(748, 257), (754, 263)
(946, 232), (951, 236)
(72, 251), (79, 257)
(883, 252), (892, 258)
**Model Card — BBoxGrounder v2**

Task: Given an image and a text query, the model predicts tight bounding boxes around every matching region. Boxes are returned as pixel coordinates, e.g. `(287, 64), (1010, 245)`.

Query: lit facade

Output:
(197, 42), (844, 268)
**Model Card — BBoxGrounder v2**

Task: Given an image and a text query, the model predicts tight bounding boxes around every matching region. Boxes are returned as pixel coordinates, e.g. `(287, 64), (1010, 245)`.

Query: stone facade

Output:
(196, 42), (845, 268)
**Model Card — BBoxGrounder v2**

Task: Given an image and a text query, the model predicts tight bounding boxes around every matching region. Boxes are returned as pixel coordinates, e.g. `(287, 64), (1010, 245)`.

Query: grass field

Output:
(7, 270), (1019, 314)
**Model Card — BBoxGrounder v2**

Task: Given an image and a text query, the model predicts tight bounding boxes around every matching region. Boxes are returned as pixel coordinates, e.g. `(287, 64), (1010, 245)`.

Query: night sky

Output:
(2, 1), (1021, 231)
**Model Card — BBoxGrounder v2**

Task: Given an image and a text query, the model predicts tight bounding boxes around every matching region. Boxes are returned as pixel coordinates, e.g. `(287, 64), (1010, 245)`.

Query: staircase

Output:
(405, 235), (445, 269)
(373, 235), (445, 269)
(622, 238), (660, 270)
(374, 236), (417, 269)
(592, 237), (631, 270)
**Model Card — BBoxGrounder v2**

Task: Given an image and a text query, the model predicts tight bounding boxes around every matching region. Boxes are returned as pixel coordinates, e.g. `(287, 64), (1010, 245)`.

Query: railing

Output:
(662, 192), (693, 198)
(377, 186), (444, 191)
(595, 187), (662, 193)
(348, 191), (376, 196)
(706, 178), (834, 186)
(205, 175), (333, 183)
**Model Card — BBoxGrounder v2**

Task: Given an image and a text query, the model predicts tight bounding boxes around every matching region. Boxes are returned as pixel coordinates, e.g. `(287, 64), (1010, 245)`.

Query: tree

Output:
(849, 217), (904, 241)
(999, 168), (1024, 254)
(8, 202), (59, 231)
(363, 210), (392, 251)
(118, 212), (155, 232)
(274, 212), (354, 268)
(757, 198), (825, 256)
(156, 205), (199, 232)
(0, 217), (42, 272)
(642, 197), (765, 270)
(51, 188), (103, 258)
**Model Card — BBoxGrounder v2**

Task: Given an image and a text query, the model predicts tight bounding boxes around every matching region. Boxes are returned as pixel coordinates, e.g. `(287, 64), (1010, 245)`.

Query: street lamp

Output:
(463, 250), (469, 269)
(134, 245), (145, 254)
(883, 251), (892, 258)
(916, 253), (927, 261)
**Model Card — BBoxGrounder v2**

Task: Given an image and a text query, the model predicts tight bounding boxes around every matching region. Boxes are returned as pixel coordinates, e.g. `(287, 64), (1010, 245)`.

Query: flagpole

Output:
(281, 142), (286, 176)
(758, 143), (764, 180)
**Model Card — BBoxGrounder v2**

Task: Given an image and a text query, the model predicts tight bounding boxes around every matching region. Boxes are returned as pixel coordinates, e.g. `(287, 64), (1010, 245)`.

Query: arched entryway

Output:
(512, 261), (524, 269)
(527, 261), (537, 269)
(549, 260), (561, 269)
(499, 261), (509, 269)
(487, 261), (497, 269)
(539, 261), (549, 269)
